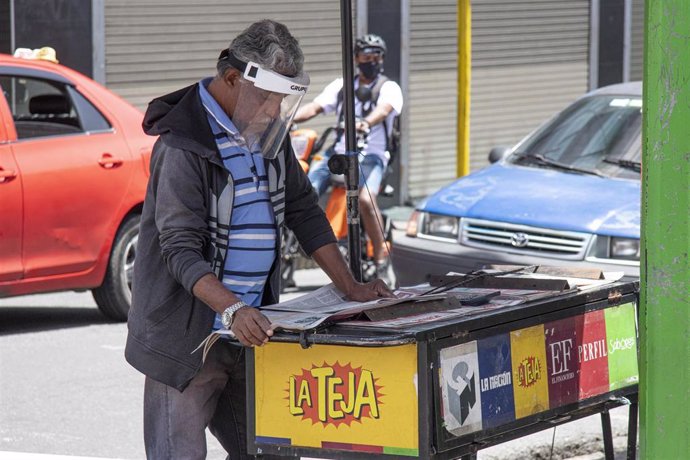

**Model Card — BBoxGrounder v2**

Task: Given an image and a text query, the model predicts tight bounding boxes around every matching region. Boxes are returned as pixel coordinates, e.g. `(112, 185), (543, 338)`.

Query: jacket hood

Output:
(142, 83), (220, 162)
(420, 163), (640, 238)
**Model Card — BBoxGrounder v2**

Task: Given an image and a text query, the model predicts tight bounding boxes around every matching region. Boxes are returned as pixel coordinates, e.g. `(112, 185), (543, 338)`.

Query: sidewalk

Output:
(478, 405), (635, 460)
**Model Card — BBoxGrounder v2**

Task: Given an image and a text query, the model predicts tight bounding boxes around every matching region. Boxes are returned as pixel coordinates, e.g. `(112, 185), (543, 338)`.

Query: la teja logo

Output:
(285, 361), (384, 427)
(517, 356), (542, 387)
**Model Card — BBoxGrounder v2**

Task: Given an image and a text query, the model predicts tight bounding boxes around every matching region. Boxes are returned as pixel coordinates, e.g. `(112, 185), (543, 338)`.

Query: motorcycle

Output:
(280, 122), (394, 291)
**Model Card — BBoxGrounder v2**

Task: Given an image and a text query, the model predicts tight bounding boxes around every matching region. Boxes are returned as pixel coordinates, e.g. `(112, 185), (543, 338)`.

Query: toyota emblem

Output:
(511, 232), (529, 248)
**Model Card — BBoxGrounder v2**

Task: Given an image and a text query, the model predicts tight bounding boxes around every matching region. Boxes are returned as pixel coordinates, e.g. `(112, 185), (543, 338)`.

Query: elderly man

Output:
(125, 20), (393, 459)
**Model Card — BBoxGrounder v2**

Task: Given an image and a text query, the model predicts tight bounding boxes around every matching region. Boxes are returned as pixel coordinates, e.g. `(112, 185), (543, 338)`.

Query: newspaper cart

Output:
(246, 277), (639, 460)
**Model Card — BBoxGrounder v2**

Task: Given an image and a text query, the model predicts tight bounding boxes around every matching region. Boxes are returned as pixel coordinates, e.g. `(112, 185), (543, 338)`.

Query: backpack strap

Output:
(335, 75), (392, 150)
(369, 75), (389, 107)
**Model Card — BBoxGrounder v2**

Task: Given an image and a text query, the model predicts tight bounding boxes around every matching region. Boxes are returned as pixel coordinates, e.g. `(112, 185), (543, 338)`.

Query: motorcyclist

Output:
(293, 33), (403, 279)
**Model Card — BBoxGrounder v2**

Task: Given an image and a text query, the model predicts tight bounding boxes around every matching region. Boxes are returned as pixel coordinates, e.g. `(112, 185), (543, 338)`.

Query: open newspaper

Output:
(193, 284), (446, 361)
(194, 270), (625, 360)
(260, 283), (447, 330)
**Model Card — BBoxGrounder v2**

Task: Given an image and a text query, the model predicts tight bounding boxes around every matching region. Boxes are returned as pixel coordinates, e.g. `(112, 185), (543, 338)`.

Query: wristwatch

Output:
(221, 301), (247, 329)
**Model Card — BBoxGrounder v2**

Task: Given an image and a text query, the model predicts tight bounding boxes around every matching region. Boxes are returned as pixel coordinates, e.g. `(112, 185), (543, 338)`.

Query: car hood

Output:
(420, 164), (640, 238)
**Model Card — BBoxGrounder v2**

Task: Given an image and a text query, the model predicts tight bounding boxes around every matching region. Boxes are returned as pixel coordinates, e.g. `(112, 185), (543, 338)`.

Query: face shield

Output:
(229, 58), (309, 159)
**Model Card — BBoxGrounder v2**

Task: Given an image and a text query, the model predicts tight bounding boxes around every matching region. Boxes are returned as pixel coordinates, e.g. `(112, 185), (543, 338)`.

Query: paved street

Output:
(0, 268), (634, 460)
(0, 269), (329, 459)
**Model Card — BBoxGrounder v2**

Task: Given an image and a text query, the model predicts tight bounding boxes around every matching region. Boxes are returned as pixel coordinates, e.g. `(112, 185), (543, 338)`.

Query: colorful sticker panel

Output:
(604, 303), (639, 390)
(544, 315), (583, 407)
(440, 341), (483, 437)
(510, 324), (550, 419)
(477, 333), (515, 429)
(254, 342), (419, 454)
(578, 310), (610, 399)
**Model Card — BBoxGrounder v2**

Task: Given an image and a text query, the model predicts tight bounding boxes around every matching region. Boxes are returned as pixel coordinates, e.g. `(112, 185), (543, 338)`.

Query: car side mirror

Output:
(488, 146), (512, 163)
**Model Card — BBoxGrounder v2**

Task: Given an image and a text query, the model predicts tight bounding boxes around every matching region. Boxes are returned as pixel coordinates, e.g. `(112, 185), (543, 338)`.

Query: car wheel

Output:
(92, 215), (140, 321)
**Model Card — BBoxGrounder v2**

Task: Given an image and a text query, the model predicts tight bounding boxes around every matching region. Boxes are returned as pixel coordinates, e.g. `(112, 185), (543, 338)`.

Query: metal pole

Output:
(641, 0), (690, 457)
(600, 410), (615, 460)
(456, 0), (471, 178)
(339, 0), (362, 281)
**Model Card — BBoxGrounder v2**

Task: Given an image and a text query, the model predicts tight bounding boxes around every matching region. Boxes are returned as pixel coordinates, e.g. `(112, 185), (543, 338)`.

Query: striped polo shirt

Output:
(198, 78), (277, 331)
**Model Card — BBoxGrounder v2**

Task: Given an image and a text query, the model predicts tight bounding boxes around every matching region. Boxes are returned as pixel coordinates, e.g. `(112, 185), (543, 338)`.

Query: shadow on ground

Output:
(0, 306), (113, 336)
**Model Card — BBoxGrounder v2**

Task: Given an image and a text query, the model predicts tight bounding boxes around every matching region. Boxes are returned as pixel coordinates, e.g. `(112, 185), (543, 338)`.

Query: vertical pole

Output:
(600, 410), (615, 460)
(339, 0), (363, 281)
(588, 0), (600, 90)
(456, 0), (471, 178)
(399, 0), (411, 204)
(9, 0), (15, 53)
(92, 0), (106, 84)
(626, 396), (638, 460)
(640, 1), (690, 458)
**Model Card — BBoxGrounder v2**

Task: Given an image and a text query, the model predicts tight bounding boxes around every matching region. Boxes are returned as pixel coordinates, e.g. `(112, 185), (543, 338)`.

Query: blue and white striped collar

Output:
(198, 77), (240, 137)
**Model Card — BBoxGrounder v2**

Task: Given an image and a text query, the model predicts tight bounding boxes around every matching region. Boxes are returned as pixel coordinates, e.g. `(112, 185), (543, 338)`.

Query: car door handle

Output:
(98, 153), (123, 169)
(0, 167), (17, 184)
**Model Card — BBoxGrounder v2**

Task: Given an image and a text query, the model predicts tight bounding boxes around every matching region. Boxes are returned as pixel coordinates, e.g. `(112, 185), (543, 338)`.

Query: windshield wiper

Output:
(603, 158), (641, 172)
(513, 152), (606, 177)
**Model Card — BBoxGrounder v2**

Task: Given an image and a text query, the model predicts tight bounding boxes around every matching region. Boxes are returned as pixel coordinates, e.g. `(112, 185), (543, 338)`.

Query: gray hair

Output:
(217, 19), (304, 78)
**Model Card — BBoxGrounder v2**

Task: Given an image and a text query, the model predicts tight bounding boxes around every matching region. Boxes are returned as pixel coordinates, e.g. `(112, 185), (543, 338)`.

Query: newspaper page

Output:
(260, 283), (447, 331)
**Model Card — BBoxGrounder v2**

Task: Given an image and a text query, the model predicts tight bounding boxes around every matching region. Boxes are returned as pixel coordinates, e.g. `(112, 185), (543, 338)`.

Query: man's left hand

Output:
(355, 119), (371, 134)
(344, 279), (395, 302)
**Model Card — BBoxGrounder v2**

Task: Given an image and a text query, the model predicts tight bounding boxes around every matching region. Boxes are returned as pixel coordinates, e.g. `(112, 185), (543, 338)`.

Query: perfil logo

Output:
(517, 356), (542, 388)
(286, 362), (383, 427)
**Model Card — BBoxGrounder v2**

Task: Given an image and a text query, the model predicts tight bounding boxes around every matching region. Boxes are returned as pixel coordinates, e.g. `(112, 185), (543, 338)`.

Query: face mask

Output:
(358, 60), (382, 80)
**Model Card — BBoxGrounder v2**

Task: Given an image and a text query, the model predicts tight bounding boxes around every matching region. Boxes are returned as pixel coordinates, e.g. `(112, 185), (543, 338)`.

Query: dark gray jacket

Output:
(125, 83), (336, 391)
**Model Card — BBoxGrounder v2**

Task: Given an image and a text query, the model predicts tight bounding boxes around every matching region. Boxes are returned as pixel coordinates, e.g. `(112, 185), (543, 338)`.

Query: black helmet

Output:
(355, 34), (386, 57)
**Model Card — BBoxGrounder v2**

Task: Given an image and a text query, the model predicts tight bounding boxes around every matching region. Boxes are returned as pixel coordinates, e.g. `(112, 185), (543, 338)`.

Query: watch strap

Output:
(222, 301), (247, 329)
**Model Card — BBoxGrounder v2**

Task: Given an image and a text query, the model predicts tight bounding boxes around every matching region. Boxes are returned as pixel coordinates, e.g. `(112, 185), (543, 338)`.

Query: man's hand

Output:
(344, 279), (396, 302)
(312, 243), (397, 302)
(230, 307), (274, 347)
(355, 119), (371, 134)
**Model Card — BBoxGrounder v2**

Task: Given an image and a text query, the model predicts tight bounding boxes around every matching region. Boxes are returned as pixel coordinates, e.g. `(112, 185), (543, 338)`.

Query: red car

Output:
(0, 54), (154, 320)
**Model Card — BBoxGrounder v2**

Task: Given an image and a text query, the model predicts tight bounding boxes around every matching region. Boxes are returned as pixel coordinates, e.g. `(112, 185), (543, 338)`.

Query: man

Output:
(293, 33), (403, 280)
(125, 20), (393, 460)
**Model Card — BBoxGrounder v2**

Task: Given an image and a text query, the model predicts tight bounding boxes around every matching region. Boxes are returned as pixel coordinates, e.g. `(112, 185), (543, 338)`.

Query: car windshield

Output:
(508, 95), (642, 180)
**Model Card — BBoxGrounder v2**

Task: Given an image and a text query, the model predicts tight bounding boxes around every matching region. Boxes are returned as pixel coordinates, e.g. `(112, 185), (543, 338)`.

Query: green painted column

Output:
(640, 1), (690, 458)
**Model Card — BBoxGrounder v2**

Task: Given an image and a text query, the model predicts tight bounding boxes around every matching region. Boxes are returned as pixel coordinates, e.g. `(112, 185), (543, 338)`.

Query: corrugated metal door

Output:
(407, 0), (458, 199)
(407, 0), (590, 199)
(105, 0), (351, 140)
(630, 0), (644, 81)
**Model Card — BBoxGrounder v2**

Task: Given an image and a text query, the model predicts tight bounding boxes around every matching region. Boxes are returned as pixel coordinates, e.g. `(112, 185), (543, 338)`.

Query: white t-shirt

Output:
(313, 76), (403, 164)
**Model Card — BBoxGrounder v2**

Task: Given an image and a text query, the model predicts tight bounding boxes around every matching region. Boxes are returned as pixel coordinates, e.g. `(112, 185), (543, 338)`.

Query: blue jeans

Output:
(308, 148), (385, 197)
(143, 341), (292, 459)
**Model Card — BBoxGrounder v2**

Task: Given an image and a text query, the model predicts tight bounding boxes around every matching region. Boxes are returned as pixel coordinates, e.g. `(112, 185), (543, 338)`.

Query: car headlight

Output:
(610, 237), (640, 260)
(421, 213), (459, 239)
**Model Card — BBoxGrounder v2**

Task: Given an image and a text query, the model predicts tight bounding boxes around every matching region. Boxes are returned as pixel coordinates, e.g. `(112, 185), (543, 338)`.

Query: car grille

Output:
(460, 218), (592, 260)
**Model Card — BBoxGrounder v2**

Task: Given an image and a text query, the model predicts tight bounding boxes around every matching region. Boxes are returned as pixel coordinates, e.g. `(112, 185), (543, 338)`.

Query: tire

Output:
(92, 214), (140, 321)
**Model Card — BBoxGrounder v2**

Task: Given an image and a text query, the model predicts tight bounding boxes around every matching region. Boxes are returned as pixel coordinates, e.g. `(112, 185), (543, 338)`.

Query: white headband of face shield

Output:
(242, 61), (310, 95)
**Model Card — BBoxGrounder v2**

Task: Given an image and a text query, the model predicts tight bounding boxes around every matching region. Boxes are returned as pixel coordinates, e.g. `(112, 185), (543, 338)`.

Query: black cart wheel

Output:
(92, 215), (140, 321)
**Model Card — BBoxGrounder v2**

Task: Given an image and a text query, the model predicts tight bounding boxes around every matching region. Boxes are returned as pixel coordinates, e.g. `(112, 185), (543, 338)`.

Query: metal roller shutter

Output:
(470, 0), (589, 174)
(408, 0), (458, 199)
(407, 0), (590, 200)
(105, 0), (352, 140)
(630, 0), (644, 82)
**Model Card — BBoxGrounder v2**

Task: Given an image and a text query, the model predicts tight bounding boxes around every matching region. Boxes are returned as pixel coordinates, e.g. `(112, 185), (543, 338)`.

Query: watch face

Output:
(222, 309), (232, 329)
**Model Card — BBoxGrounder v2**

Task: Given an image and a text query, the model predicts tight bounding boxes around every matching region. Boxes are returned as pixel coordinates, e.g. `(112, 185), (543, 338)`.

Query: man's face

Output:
(241, 86), (284, 130)
(356, 52), (383, 65)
